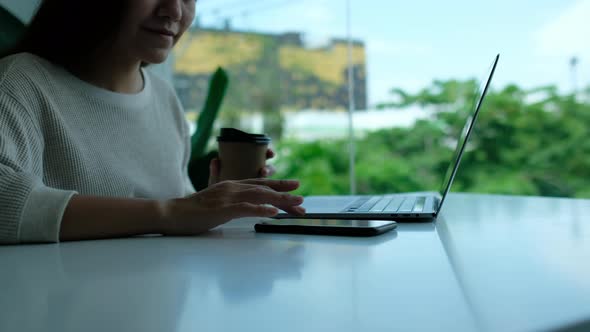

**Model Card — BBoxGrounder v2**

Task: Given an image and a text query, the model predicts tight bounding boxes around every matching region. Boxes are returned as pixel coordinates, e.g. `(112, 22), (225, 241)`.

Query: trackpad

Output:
(301, 196), (358, 213)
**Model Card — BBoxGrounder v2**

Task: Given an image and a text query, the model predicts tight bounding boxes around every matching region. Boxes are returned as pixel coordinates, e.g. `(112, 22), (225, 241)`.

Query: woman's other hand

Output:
(208, 148), (276, 186)
(259, 148), (276, 177)
(159, 179), (305, 236)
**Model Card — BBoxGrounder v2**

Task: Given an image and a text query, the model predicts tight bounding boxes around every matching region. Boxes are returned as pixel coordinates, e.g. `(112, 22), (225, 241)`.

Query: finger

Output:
(227, 202), (279, 219)
(265, 165), (276, 177)
(208, 158), (220, 186)
(226, 181), (273, 192)
(266, 148), (275, 160)
(239, 178), (300, 192)
(236, 187), (304, 208)
(282, 205), (306, 216)
(258, 165), (276, 178)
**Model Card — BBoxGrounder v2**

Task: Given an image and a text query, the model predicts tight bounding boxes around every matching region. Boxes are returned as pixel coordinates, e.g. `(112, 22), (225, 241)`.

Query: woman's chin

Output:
(141, 50), (170, 65)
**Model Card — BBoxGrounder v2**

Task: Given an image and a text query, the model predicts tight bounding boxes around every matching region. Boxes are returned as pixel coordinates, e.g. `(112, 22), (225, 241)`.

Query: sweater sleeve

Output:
(0, 91), (77, 244)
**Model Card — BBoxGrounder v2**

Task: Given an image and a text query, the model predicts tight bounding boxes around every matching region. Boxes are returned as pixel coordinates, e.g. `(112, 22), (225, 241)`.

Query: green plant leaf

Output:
(190, 67), (228, 161)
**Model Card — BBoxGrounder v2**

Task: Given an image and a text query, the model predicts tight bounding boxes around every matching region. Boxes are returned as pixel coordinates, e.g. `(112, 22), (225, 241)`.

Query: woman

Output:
(0, 0), (305, 244)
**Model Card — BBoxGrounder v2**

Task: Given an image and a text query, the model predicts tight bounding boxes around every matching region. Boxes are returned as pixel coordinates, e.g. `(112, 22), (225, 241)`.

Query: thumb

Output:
(208, 158), (220, 186)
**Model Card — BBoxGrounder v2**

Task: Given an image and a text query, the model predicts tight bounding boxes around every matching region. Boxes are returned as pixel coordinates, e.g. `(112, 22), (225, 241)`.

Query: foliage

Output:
(273, 80), (590, 198)
(190, 67), (228, 161)
(174, 29), (367, 112)
(188, 67), (228, 192)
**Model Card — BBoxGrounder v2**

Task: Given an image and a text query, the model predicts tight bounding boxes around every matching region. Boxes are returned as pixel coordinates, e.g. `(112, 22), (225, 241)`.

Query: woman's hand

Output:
(259, 148), (276, 177)
(160, 179), (305, 236)
(208, 148), (276, 186)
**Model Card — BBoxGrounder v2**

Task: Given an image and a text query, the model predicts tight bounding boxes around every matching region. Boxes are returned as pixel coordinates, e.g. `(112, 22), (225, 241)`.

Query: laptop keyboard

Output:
(343, 196), (426, 213)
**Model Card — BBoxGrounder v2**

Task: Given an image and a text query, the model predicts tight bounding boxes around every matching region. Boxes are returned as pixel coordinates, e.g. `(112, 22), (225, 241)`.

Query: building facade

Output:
(173, 26), (367, 113)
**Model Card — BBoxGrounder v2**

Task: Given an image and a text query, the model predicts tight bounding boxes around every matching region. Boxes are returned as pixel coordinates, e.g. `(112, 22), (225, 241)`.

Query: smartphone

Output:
(254, 219), (397, 237)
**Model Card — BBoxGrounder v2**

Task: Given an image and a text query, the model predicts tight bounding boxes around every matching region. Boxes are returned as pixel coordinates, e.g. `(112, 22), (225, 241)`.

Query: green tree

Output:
(274, 80), (590, 198)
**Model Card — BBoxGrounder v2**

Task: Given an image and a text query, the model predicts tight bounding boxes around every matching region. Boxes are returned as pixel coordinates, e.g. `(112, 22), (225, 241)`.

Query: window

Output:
(175, 0), (590, 198)
(5, 0), (587, 198)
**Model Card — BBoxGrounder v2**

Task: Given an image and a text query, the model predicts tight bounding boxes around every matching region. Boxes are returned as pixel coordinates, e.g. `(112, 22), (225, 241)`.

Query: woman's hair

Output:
(2, 0), (129, 67)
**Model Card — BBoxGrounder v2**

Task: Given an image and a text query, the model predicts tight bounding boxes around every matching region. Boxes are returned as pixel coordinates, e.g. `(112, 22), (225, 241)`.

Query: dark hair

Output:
(3, 0), (129, 68)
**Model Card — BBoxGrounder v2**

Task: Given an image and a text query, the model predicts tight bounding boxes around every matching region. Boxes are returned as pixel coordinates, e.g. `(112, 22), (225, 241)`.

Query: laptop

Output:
(276, 54), (500, 221)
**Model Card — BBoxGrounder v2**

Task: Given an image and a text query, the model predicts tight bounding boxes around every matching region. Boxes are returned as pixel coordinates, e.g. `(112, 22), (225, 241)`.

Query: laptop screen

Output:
(436, 54), (500, 214)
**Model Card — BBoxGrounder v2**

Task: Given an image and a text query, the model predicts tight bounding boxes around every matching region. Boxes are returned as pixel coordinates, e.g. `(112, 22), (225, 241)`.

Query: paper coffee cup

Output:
(217, 128), (271, 180)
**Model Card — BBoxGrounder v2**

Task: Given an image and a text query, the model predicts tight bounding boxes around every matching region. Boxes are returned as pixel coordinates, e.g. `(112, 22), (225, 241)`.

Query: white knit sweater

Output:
(0, 53), (195, 244)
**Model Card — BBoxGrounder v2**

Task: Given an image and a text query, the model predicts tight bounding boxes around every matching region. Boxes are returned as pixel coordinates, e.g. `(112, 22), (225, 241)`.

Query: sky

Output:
(196, 0), (589, 108)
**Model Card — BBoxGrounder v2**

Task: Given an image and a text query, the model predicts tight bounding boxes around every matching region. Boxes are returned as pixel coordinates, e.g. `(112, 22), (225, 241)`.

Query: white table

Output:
(1, 193), (589, 332)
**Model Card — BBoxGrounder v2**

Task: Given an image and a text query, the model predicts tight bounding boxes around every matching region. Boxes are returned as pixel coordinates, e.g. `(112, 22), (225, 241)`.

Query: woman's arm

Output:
(60, 179), (306, 242)
(59, 194), (166, 241)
